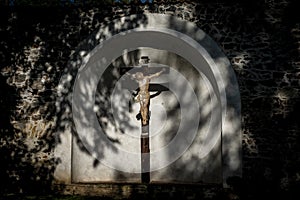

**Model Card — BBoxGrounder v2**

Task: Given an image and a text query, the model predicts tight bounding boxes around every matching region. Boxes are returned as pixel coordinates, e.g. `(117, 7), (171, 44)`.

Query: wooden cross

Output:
(120, 56), (169, 183)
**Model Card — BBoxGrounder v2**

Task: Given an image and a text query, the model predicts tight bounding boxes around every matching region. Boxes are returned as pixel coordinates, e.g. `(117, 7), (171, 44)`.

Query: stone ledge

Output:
(52, 183), (224, 199)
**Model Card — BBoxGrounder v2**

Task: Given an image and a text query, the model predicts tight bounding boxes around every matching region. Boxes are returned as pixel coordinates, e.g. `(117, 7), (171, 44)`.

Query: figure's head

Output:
(135, 72), (144, 80)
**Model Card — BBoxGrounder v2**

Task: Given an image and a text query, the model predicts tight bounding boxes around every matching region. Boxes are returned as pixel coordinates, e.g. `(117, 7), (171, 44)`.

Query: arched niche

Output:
(54, 14), (242, 187)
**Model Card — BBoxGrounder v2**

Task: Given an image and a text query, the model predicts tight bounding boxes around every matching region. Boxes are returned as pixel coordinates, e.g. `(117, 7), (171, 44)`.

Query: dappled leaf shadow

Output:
(0, 3), (148, 194)
(0, 8), (60, 194)
(1, 1), (300, 199)
(55, 11), (148, 180)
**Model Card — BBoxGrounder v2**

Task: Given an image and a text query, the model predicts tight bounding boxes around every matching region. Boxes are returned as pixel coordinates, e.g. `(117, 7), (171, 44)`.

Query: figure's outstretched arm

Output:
(148, 68), (165, 79)
(126, 72), (136, 80)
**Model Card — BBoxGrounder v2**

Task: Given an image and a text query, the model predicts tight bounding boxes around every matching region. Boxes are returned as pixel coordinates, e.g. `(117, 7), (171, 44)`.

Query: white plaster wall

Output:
(54, 14), (241, 186)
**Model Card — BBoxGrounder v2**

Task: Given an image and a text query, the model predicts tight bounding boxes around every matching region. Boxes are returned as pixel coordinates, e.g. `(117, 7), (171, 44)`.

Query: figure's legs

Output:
(140, 94), (150, 125)
(136, 108), (151, 121)
(140, 102), (148, 125)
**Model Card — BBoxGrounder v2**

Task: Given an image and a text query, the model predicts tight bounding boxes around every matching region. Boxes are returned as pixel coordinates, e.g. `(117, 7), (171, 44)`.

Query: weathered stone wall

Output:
(0, 0), (299, 199)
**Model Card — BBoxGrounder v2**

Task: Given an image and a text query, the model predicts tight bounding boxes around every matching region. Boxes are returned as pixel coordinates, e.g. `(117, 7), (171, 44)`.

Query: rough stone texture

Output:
(51, 183), (224, 199)
(0, 0), (299, 199)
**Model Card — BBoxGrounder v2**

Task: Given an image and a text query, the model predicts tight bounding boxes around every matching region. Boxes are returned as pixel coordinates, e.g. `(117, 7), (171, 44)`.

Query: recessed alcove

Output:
(54, 13), (242, 187)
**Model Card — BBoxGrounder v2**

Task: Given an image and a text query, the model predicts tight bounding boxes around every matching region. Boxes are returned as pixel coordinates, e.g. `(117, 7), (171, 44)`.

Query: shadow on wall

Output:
(0, 39), (59, 193)
(0, 1), (240, 194)
(188, 0), (300, 198)
(0, 8), (60, 194)
(94, 52), (141, 137)
(0, 3), (148, 194)
(153, 52), (222, 183)
(66, 12), (242, 185)
(2, 0), (299, 197)
(56, 14), (148, 171)
(0, 74), (58, 195)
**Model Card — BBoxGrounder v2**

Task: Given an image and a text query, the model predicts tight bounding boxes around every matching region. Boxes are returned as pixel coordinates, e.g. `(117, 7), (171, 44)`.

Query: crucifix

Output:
(121, 56), (169, 183)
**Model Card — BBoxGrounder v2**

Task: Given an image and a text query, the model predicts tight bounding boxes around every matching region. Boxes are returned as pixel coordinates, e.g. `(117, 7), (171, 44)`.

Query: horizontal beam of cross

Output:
(119, 64), (170, 92)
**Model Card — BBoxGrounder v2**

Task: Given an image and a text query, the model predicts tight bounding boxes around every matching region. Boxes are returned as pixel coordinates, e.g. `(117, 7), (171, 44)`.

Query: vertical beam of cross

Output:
(141, 118), (150, 183)
(120, 56), (169, 183)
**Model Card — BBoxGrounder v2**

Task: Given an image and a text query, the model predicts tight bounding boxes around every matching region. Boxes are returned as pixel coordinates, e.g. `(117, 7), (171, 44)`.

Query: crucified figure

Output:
(127, 67), (165, 125)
